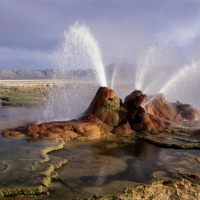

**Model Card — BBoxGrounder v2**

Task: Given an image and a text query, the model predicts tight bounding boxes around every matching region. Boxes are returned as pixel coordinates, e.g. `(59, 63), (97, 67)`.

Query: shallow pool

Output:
(0, 107), (200, 199)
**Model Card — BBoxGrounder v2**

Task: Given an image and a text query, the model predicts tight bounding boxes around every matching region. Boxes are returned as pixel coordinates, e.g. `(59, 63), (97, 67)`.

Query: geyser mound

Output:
(82, 87), (200, 132)
(2, 87), (200, 140)
(83, 87), (124, 128)
(82, 87), (184, 133)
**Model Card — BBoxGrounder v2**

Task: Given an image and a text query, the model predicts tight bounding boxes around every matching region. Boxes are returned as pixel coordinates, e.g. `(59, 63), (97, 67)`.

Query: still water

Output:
(0, 107), (200, 199)
(48, 137), (200, 199)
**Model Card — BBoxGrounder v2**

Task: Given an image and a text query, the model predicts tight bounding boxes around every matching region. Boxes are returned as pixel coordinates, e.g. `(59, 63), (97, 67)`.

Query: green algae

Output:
(0, 185), (46, 198)
(0, 137), (66, 198)
(0, 135), (200, 199)
(0, 85), (48, 107)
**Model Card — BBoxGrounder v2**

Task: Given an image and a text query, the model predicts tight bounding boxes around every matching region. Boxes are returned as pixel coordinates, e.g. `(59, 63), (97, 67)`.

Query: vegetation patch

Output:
(0, 86), (48, 107)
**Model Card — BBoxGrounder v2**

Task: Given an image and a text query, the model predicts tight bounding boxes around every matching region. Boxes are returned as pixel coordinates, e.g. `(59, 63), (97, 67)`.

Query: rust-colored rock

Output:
(124, 90), (146, 110)
(85, 87), (118, 115)
(1, 130), (25, 137)
(137, 93), (183, 132)
(83, 87), (126, 128)
(2, 118), (112, 140)
(142, 94), (181, 122)
(172, 101), (200, 121)
(26, 124), (40, 136)
(113, 122), (136, 135)
(39, 122), (55, 131)
(2, 87), (200, 139)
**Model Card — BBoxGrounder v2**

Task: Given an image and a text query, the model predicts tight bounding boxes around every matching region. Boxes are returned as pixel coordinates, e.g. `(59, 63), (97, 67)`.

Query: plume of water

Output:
(135, 44), (159, 90)
(143, 75), (164, 95)
(40, 22), (106, 122)
(135, 44), (172, 92)
(56, 22), (107, 87)
(160, 61), (199, 94)
(111, 66), (117, 89)
(141, 95), (158, 108)
(159, 60), (200, 108)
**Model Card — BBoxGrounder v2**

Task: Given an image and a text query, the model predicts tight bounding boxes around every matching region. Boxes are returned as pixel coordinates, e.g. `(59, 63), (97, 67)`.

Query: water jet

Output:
(160, 61), (199, 94)
(56, 22), (107, 87)
(111, 66), (117, 90)
(42, 22), (108, 122)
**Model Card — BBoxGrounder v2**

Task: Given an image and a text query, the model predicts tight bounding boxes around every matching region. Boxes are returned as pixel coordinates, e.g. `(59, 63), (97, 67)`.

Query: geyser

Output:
(41, 22), (108, 122)
(135, 44), (161, 90)
(57, 22), (107, 87)
(111, 66), (117, 89)
(160, 61), (199, 94)
(133, 43), (200, 109)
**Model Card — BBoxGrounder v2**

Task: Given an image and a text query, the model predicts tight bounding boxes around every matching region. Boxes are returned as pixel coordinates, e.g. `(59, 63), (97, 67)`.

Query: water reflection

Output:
(84, 138), (167, 184)
(48, 136), (200, 198)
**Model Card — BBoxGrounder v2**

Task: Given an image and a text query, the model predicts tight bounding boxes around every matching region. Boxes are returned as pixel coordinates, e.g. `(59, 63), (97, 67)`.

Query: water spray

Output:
(57, 22), (107, 87)
(159, 61), (199, 94)
(111, 67), (117, 89)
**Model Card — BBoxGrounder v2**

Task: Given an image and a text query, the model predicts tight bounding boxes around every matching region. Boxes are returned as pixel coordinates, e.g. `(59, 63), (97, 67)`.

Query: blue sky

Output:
(0, 0), (200, 70)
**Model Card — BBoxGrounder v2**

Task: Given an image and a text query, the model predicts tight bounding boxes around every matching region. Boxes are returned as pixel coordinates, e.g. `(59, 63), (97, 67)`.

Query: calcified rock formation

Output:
(2, 87), (200, 139)
(82, 87), (196, 134)
(66, 87), (193, 133)
(135, 93), (183, 132)
(84, 87), (125, 127)
(171, 101), (200, 121)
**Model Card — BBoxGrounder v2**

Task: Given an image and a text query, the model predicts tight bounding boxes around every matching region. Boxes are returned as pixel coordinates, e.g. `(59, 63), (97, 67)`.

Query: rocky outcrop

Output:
(2, 119), (112, 140)
(84, 87), (126, 128)
(171, 101), (200, 121)
(124, 90), (146, 110)
(139, 93), (182, 132)
(83, 88), (200, 134)
(2, 87), (200, 139)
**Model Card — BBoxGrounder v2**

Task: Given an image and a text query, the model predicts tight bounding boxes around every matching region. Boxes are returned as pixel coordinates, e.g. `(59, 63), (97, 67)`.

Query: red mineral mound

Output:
(140, 93), (183, 132)
(171, 101), (200, 121)
(123, 91), (182, 132)
(2, 87), (200, 139)
(83, 87), (126, 128)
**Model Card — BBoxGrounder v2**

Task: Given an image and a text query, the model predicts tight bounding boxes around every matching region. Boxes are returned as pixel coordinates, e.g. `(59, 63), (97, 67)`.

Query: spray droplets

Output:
(135, 44), (161, 91)
(56, 22), (107, 87)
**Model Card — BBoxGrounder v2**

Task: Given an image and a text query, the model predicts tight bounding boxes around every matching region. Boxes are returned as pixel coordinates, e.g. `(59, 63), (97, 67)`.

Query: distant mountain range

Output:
(0, 62), (136, 80)
(0, 68), (95, 80)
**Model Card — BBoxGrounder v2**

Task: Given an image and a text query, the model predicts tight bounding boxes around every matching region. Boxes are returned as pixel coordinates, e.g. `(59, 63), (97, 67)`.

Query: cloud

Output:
(156, 16), (200, 46)
(0, 47), (54, 70)
(1, 0), (200, 70)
